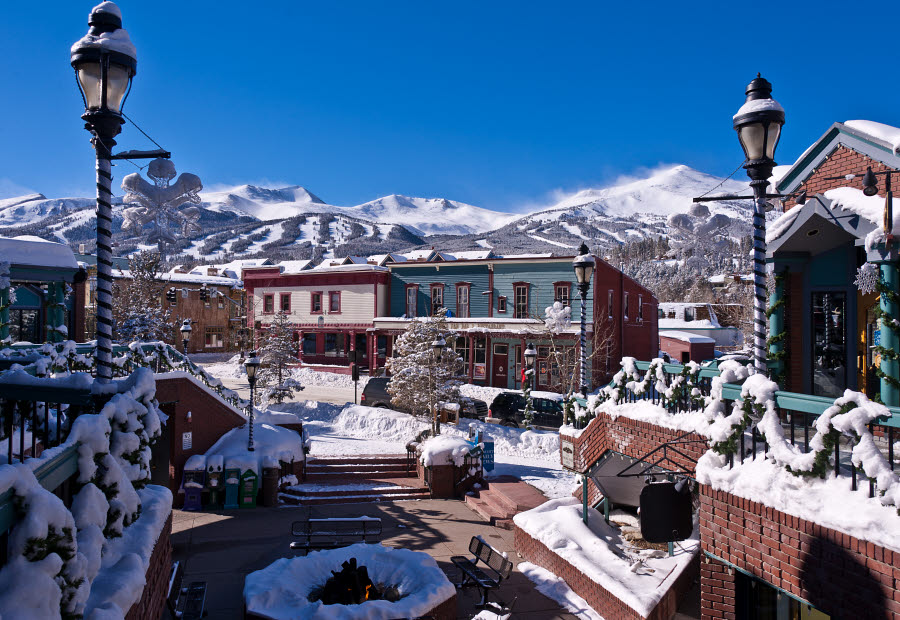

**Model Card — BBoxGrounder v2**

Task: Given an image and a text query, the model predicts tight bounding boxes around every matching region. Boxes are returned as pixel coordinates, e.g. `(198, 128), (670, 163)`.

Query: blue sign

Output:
(482, 441), (495, 472)
(874, 329), (882, 347)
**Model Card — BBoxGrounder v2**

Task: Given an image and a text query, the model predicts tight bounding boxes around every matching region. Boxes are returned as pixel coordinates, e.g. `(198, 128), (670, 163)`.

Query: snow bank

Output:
(83, 485), (172, 619)
(697, 452), (900, 553)
(332, 405), (430, 443)
(243, 543), (455, 620)
(602, 402), (712, 437)
(518, 562), (604, 620)
(513, 497), (698, 617)
(205, 422), (304, 475)
(419, 435), (475, 467)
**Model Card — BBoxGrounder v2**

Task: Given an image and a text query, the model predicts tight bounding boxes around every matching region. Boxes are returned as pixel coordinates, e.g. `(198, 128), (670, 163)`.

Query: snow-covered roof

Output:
(115, 268), (241, 287)
(843, 120), (900, 156)
(401, 249), (436, 262)
(308, 263), (388, 273)
(438, 250), (494, 261)
(277, 259), (313, 273)
(494, 252), (555, 259)
(0, 235), (78, 271)
(341, 256), (370, 265)
(659, 330), (716, 344)
(824, 187), (898, 251)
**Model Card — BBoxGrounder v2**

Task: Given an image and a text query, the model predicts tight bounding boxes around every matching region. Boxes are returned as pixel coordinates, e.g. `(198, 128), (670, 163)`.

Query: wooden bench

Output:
(450, 536), (514, 609)
(289, 517), (382, 554)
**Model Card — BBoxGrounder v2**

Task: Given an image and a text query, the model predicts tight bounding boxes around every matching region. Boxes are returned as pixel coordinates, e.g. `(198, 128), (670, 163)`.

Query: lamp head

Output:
(244, 352), (261, 380)
(862, 167), (879, 196)
(733, 74), (785, 181)
(179, 319), (192, 338)
(524, 343), (537, 367)
(572, 242), (596, 285)
(71, 2), (137, 138)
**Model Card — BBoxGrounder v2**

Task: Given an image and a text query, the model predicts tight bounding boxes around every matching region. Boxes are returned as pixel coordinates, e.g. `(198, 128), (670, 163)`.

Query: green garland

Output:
(765, 271), (788, 385)
(871, 271), (900, 390)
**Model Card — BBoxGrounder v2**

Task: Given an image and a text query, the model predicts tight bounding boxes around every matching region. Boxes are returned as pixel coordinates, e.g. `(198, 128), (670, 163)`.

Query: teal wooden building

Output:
(0, 236), (86, 345)
(771, 120), (900, 405)
(374, 252), (658, 392)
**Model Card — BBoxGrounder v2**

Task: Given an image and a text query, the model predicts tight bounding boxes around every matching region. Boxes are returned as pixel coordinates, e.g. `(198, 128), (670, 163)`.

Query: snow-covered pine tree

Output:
(386, 313), (464, 427)
(113, 250), (174, 343)
(256, 310), (302, 405)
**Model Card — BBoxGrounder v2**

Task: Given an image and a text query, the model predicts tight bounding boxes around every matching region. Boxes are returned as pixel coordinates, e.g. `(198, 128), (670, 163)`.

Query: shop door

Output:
(811, 291), (847, 397)
(355, 333), (368, 367)
(492, 343), (508, 388)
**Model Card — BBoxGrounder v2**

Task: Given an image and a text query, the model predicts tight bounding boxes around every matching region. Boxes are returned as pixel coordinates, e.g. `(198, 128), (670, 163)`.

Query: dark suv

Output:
(488, 392), (565, 429)
(360, 377), (488, 419)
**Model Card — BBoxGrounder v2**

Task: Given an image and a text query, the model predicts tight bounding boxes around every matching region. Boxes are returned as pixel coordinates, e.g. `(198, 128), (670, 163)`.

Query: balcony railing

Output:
(596, 360), (898, 499)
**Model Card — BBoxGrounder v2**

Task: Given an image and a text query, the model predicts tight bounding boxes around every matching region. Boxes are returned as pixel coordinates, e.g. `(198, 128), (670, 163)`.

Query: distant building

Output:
(657, 302), (743, 358)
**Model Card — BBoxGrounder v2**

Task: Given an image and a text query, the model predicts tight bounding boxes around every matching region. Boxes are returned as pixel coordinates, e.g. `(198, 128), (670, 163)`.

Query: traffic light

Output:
(165, 287), (177, 303)
(199, 285), (209, 301)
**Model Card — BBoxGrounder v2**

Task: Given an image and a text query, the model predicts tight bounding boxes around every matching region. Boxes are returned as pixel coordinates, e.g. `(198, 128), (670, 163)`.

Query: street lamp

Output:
(71, 2), (137, 383)
(733, 74), (785, 374)
(244, 352), (260, 452)
(523, 343), (537, 427)
(573, 242), (596, 397)
(179, 319), (192, 359)
(430, 337), (445, 435)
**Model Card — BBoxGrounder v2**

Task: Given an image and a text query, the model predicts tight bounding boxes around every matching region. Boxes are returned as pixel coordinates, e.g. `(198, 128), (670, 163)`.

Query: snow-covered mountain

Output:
(346, 194), (519, 236)
(0, 164), (759, 260)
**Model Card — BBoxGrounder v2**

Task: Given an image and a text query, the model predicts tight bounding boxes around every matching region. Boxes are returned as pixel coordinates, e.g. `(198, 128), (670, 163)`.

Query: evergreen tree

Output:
(255, 311), (302, 405)
(386, 313), (464, 430)
(113, 250), (173, 342)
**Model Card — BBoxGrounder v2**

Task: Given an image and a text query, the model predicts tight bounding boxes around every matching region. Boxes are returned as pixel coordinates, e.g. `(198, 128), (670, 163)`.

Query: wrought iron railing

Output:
(598, 360), (898, 499)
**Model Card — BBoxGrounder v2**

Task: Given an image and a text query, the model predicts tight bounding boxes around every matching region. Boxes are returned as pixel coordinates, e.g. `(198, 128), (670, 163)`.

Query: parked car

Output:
(360, 377), (488, 419)
(488, 391), (565, 429)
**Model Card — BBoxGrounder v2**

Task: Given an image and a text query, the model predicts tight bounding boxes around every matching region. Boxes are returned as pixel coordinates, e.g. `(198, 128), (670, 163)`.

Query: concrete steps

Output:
(464, 475), (548, 530)
(281, 454), (427, 506)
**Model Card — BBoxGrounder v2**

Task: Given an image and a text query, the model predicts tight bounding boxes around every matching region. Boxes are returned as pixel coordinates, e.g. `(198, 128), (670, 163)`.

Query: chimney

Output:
(207, 267), (218, 276)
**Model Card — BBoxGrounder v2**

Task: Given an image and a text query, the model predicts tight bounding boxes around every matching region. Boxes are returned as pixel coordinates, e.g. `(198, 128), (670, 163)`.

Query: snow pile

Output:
(697, 455), (900, 553)
(766, 204), (801, 243)
(70, 3), (137, 59)
(518, 562), (604, 620)
(603, 402), (712, 437)
(459, 383), (506, 404)
(513, 497), (698, 617)
(244, 543), (456, 619)
(844, 120), (900, 155)
(0, 367), (170, 619)
(205, 422), (304, 475)
(419, 435), (476, 467)
(83, 485), (173, 619)
(333, 405), (430, 443)
(824, 186), (899, 251)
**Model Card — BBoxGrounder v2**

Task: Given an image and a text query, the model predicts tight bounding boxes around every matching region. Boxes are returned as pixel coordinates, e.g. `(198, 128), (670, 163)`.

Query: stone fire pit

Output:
(244, 543), (457, 619)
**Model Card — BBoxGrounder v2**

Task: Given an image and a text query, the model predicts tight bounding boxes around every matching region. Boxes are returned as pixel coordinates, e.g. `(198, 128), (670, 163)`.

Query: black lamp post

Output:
(573, 242), (596, 397)
(71, 3), (137, 383)
(733, 74), (785, 374)
(523, 343), (537, 425)
(430, 337), (445, 435)
(179, 319), (192, 359)
(244, 352), (260, 452)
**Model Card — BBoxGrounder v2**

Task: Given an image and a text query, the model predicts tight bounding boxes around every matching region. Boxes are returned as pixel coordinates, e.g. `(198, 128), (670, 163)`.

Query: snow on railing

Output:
(0, 367), (170, 618)
(586, 357), (900, 509)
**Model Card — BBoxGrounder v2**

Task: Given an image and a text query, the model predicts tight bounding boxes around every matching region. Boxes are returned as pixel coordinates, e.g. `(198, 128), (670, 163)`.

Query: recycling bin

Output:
(261, 466), (280, 507)
(224, 467), (241, 509)
(206, 455), (224, 509)
(239, 469), (259, 508)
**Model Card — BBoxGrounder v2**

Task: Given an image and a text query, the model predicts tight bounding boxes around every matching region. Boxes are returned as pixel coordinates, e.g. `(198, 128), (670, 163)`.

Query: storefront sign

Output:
(482, 441), (495, 472)
(474, 363), (486, 379)
(560, 436), (576, 471)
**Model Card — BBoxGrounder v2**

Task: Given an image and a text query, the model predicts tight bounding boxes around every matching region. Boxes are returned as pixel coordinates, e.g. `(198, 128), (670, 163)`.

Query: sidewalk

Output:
(172, 499), (581, 619)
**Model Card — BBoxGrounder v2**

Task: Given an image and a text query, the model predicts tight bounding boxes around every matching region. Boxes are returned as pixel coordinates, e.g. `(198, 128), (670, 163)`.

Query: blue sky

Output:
(1, 1), (898, 212)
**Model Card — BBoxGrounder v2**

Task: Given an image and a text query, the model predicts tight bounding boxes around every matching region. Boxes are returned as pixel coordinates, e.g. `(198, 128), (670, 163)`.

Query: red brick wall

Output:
(699, 485), (900, 619)
(700, 556), (736, 620)
(154, 375), (246, 497)
(785, 145), (898, 211)
(515, 525), (699, 620)
(125, 513), (172, 620)
(562, 411), (708, 476)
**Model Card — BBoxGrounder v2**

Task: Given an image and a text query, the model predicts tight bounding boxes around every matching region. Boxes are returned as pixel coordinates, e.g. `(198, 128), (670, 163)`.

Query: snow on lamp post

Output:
(71, 2), (137, 383)
(179, 319), (192, 360)
(572, 242), (595, 397)
(523, 343), (537, 427)
(733, 74), (785, 374)
(430, 337), (445, 436)
(245, 352), (260, 452)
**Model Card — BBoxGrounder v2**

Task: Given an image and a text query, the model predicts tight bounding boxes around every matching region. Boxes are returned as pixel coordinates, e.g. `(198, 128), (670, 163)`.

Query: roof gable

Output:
(777, 121), (900, 194)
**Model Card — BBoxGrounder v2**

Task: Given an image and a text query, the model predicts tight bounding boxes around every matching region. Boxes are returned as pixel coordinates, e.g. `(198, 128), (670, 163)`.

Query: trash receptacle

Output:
(206, 455), (224, 509)
(223, 467), (241, 509)
(261, 464), (280, 507)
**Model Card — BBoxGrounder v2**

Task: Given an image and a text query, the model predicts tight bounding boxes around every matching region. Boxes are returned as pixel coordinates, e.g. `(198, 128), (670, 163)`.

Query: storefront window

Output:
(303, 333), (317, 355)
(812, 291), (847, 398)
